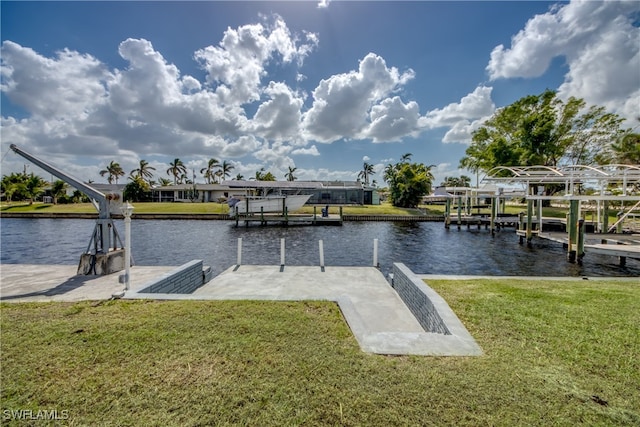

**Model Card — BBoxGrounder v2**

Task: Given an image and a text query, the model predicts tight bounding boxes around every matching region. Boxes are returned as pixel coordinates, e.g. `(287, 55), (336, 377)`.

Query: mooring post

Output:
(237, 237), (242, 265)
(260, 206), (265, 225)
(319, 240), (325, 268)
(373, 238), (379, 267)
(280, 238), (285, 266)
(602, 200), (609, 234)
(313, 206), (317, 225)
(490, 197), (496, 236)
(457, 196), (462, 230)
(235, 206), (239, 228)
(567, 199), (579, 262)
(577, 218), (585, 262)
(121, 202), (134, 290)
(518, 211), (525, 244)
(445, 198), (451, 229)
(526, 199), (533, 246)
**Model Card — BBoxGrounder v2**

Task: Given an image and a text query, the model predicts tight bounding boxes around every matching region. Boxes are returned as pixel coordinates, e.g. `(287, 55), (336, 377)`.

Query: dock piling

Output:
(319, 240), (325, 269)
(280, 238), (285, 267)
(373, 239), (379, 267)
(237, 238), (242, 266)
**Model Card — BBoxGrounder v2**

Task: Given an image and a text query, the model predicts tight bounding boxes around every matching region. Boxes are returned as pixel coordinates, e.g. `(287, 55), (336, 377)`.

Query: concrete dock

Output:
(0, 263), (482, 356)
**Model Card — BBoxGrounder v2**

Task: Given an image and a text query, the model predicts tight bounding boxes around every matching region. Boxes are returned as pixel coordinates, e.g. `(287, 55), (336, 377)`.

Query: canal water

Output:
(1, 218), (639, 277)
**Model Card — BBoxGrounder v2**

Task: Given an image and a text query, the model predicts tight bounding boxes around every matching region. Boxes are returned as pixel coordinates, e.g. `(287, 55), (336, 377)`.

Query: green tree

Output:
(384, 159), (434, 208)
(24, 174), (47, 204)
(460, 90), (627, 174)
(157, 177), (172, 186)
(1, 172), (28, 202)
(234, 173), (244, 181)
(123, 175), (151, 202)
(441, 176), (471, 187)
(609, 131), (640, 165)
(255, 168), (276, 181)
(358, 162), (375, 185)
(99, 161), (125, 184)
(285, 166), (298, 182)
(167, 158), (187, 185)
(200, 158), (220, 184)
(50, 180), (68, 204)
(220, 160), (235, 182)
(130, 160), (156, 182)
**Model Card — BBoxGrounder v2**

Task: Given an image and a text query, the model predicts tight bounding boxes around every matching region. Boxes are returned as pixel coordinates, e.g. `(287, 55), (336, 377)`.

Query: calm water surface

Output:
(1, 218), (639, 277)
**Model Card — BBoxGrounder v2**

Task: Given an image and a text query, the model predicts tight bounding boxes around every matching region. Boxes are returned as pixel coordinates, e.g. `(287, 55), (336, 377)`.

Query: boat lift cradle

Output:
(9, 144), (127, 275)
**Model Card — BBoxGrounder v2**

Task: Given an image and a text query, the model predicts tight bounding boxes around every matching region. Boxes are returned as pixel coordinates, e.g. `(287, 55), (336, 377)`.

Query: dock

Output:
(0, 263), (481, 356)
(233, 213), (343, 227)
(517, 230), (640, 265)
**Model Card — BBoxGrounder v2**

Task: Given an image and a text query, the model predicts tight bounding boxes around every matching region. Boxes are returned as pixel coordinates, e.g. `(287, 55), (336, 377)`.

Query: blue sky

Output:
(1, 1), (638, 187)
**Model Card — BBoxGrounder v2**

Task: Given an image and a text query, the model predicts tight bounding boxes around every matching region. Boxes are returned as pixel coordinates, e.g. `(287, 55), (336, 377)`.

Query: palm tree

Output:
(167, 158), (187, 185)
(50, 180), (68, 204)
(131, 159), (156, 182)
(285, 166), (298, 182)
(358, 162), (375, 186)
(234, 173), (244, 180)
(220, 160), (235, 182)
(158, 177), (172, 186)
(400, 153), (413, 163)
(255, 167), (266, 181)
(24, 174), (46, 205)
(99, 161), (125, 184)
(200, 158), (220, 184)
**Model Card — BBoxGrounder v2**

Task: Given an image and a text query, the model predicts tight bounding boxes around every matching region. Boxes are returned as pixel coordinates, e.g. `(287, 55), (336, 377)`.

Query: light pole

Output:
(121, 201), (134, 290)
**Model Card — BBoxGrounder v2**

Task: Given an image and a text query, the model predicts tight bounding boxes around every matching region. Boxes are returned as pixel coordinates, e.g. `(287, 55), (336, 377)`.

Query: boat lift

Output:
(9, 144), (127, 275)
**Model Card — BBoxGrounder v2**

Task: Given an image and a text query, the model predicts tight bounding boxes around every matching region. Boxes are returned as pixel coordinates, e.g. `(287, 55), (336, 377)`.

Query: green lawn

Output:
(0, 201), (434, 216)
(1, 279), (638, 426)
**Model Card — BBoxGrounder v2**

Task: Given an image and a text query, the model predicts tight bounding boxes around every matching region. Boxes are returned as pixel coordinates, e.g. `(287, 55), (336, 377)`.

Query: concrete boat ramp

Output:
(0, 263), (482, 356)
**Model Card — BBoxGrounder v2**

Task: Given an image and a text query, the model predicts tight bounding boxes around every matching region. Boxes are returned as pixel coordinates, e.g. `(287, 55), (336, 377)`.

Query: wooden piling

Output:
(526, 199), (533, 246)
(567, 199), (579, 262)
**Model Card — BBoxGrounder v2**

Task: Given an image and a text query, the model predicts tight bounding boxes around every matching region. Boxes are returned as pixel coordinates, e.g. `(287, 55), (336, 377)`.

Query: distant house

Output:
(225, 180), (380, 205)
(151, 183), (235, 203)
(151, 180), (381, 205)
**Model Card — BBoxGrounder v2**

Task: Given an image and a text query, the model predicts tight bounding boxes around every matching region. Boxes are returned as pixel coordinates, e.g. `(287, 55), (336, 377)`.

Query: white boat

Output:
(228, 194), (311, 216)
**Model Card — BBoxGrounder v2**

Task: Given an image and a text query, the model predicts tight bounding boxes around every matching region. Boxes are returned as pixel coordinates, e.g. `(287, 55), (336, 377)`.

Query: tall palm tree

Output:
(358, 162), (375, 185)
(234, 173), (244, 180)
(400, 153), (413, 163)
(24, 174), (47, 205)
(167, 158), (187, 185)
(285, 166), (298, 182)
(131, 159), (156, 182)
(220, 160), (235, 182)
(200, 158), (220, 184)
(158, 177), (172, 186)
(100, 161), (125, 184)
(50, 180), (68, 204)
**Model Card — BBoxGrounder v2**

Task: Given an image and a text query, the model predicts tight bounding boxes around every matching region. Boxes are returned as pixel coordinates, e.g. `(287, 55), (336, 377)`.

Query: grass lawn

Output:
(1, 279), (638, 426)
(0, 201), (432, 216)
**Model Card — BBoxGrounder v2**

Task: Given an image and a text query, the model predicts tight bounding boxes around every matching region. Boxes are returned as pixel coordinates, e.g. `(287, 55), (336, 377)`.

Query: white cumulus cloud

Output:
(486, 0), (639, 123)
(302, 53), (416, 143)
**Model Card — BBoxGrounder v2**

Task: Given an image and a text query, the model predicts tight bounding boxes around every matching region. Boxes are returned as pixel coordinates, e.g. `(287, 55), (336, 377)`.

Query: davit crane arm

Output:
(9, 144), (123, 262)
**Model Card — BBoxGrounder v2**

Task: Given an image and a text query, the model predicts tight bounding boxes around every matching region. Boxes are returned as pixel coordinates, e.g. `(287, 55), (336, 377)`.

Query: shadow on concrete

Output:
(0, 275), (95, 301)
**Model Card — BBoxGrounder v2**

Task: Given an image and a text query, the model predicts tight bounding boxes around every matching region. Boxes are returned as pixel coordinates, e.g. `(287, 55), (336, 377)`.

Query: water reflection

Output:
(1, 218), (638, 277)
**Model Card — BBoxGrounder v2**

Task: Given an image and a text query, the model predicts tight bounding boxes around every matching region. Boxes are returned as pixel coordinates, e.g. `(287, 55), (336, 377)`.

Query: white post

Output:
(122, 202), (134, 291)
(373, 238), (379, 267)
(319, 240), (325, 268)
(237, 237), (242, 265)
(280, 238), (285, 266)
